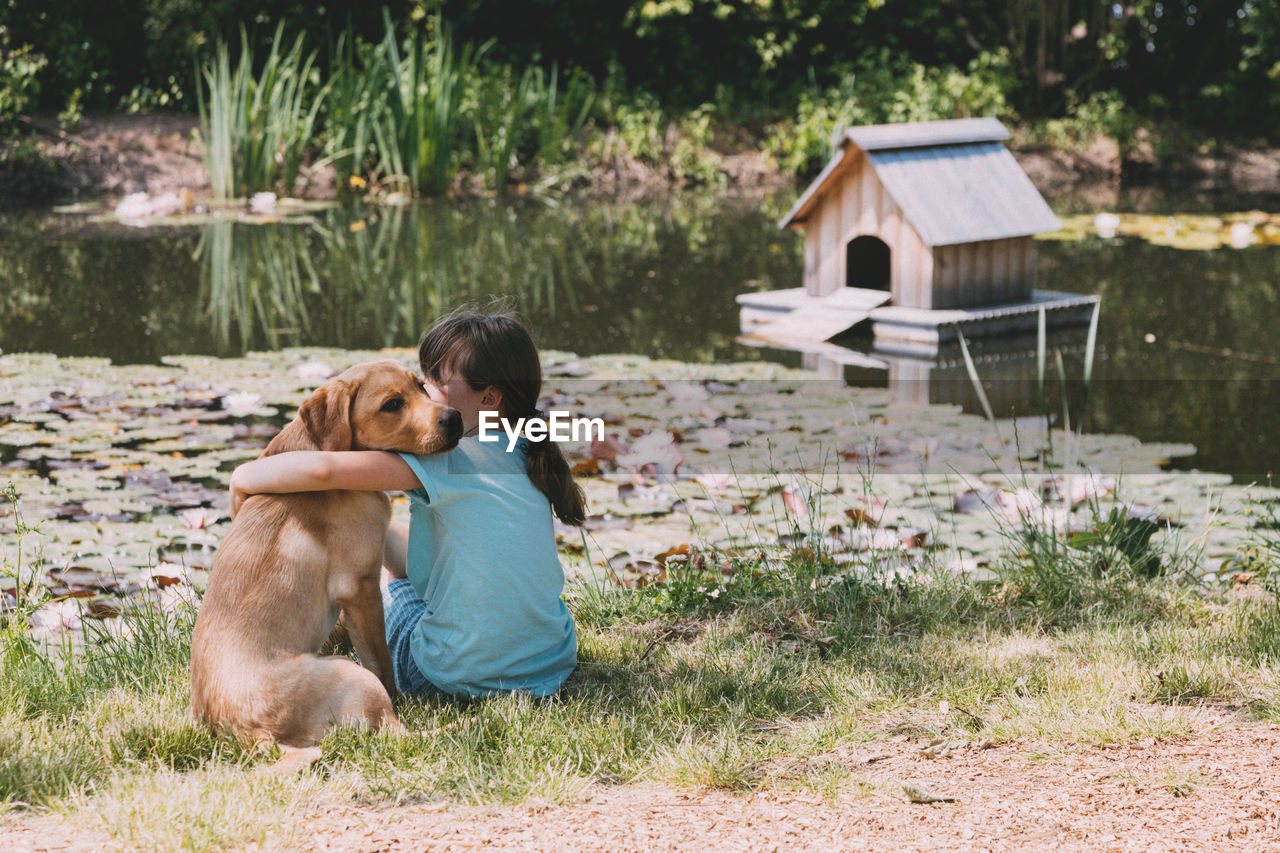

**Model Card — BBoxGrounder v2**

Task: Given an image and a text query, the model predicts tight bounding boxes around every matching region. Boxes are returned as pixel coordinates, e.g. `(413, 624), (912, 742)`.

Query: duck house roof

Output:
(778, 118), (1061, 247)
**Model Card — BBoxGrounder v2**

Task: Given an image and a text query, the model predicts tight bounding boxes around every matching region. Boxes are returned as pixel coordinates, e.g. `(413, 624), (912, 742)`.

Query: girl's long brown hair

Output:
(418, 307), (587, 526)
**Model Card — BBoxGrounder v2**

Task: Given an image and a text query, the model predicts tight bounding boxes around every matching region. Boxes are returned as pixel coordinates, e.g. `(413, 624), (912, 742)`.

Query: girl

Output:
(229, 309), (586, 699)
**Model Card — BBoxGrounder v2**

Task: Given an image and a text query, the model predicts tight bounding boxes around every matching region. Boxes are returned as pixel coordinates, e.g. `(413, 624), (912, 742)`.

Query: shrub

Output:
(763, 48), (1015, 178)
(0, 27), (46, 139)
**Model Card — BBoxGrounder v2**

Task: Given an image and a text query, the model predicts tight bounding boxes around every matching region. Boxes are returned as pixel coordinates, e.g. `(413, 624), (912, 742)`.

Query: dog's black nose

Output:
(440, 408), (463, 440)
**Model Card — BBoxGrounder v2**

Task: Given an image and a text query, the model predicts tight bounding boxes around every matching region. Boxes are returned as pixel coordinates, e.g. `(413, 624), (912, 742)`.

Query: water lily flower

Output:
(296, 360), (335, 384)
(781, 484), (810, 520)
(616, 431), (684, 476)
(696, 426), (733, 449)
(249, 192), (277, 215)
(148, 191), (182, 217)
(114, 192), (152, 220)
(177, 507), (217, 529)
(29, 599), (83, 640)
(1093, 213), (1120, 238)
(694, 472), (735, 490)
(158, 583), (201, 617)
(222, 392), (261, 415)
(1229, 222), (1256, 249)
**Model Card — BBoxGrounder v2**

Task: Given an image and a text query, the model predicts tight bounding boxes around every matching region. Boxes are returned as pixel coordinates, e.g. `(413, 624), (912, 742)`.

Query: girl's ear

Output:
(481, 385), (503, 410)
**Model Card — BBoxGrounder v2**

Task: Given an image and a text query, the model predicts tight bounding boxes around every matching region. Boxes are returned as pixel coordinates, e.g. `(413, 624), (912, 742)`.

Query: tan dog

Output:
(190, 360), (461, 767)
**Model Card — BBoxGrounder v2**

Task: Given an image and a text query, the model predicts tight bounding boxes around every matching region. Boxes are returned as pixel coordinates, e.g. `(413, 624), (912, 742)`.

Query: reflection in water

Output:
(6, 197), (798, 365)
(1, 195), (1280, 480)
(794, 329), (1090, 416)
(189, 198), (811, 363)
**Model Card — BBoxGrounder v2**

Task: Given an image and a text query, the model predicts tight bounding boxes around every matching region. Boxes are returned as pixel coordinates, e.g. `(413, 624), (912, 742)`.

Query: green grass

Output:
(5, 483), (1280, 842)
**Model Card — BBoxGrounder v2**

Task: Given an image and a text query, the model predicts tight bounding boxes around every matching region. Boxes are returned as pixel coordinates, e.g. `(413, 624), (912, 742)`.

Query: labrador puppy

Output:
(190, 360), (461, 767)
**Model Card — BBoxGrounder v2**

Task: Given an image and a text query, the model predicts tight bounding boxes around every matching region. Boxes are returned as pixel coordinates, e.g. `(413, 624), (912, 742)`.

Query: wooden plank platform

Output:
(736, 287), (889, 344)
(737, 287), (1099, 356)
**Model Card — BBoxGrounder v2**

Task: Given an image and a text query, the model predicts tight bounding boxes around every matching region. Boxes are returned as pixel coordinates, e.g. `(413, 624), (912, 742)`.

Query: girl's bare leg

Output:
(382, 521), (409, 585)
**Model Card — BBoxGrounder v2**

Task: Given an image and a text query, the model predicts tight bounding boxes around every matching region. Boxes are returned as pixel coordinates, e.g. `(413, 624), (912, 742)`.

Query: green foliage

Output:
(997, 493), (1183, 625)
(1026, 90), (1140, 156)
(471, 63), (534, 192)
(0, 1), (416, 115)
(0, 27), (45, 138)
(372, 12), (480, 195)
(322, 31), (383, 188)
(57, 86), (82, 130)
(1065, 506), (1162, 578)
(528, 65), (595, 169)
(2, 0), (1279, 142)
(1239, 497), (1280, 593)
(590, 95), (724, 186)
(196, 22), (324, 199)
(117, 75), (189, 114)
(320, 14), (600, 195)
(1, 481), (43, 614)
(763, 49), (1014, 177)
(667, 104), (722, 186)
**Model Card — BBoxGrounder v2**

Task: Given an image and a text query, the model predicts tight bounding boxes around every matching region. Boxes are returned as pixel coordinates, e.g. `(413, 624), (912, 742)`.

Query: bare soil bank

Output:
(3, 112), (1280, 206)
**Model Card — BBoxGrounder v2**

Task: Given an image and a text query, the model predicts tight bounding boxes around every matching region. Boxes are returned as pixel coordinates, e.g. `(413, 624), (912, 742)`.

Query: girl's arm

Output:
(229, 450), (422, 518)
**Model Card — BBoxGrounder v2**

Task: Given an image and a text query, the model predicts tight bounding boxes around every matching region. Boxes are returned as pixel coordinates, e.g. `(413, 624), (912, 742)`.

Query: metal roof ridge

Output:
(842, 117), (1010, 152)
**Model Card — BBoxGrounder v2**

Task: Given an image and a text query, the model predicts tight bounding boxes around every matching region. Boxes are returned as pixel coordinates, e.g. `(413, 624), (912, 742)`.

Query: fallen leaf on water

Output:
(589, 434), (629, 463)
(605, 552), (665, 588)
(844, 506), (880, 528)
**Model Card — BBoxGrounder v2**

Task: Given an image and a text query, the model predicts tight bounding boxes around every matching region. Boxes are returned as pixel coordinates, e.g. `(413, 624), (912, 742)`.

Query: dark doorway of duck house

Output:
(846, 235), (890, 291)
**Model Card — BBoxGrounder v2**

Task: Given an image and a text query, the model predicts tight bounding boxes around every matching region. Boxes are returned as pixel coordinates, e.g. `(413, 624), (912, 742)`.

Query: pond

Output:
(1, 187), (1278, 482)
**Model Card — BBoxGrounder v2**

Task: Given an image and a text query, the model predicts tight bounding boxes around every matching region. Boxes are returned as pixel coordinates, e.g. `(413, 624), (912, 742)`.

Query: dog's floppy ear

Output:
(298, 379), (354, 451)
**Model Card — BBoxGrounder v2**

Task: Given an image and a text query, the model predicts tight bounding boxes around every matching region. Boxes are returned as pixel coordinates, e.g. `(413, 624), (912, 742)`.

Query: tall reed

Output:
(322, 30), (381, 189)
(197, 23), (324, 199)
(530, 65), (596, 168)
(323, 15), (598, 195)
(473, 65), (534, 191)
(372, 11), (481, 195)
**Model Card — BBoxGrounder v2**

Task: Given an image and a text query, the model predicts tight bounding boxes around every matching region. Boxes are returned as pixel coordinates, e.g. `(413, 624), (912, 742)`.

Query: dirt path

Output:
(4, 721), (1280, 851)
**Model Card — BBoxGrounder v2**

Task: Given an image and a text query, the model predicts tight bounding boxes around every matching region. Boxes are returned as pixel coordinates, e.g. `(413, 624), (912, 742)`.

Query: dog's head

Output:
(298, 360), (463, 454)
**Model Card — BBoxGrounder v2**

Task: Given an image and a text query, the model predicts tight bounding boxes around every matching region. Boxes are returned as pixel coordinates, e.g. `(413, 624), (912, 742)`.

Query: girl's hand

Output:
(229, 475), (249, 520)
(228, 459), (270, 520)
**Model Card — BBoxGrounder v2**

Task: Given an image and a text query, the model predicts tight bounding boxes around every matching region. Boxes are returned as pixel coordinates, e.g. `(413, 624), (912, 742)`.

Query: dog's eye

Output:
(381, 397), (405, 413)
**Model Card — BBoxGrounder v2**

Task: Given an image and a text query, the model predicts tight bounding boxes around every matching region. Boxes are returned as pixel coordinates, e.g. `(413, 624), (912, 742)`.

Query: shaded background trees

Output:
(1, 0), (1277, 136)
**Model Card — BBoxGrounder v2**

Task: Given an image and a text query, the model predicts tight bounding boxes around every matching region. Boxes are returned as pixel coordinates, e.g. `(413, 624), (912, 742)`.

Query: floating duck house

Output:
(739, 117), (1098, 354)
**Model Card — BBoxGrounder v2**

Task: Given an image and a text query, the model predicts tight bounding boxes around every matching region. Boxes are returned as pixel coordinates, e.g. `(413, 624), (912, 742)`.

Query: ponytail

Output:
(522, 408), (587, 527)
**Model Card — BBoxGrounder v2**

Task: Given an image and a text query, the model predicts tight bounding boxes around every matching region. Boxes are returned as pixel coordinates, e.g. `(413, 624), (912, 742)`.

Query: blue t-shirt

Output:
(397, 437), (577, 698)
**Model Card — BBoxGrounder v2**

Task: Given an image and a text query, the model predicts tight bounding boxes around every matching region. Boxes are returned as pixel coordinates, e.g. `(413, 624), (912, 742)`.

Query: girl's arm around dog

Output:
(229, 451), (422, 518)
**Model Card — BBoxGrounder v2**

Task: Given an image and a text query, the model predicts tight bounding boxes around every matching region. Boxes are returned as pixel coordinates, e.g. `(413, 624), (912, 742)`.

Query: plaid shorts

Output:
(381, 577), (445, 698)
